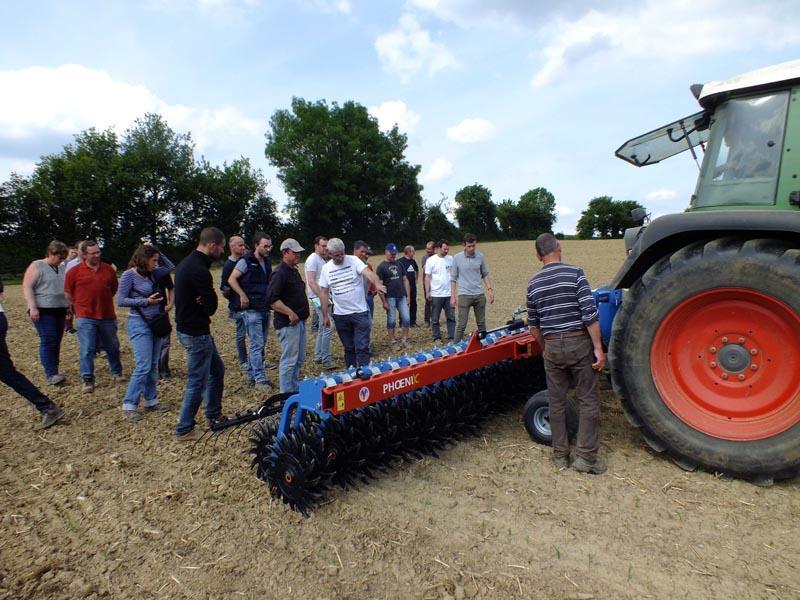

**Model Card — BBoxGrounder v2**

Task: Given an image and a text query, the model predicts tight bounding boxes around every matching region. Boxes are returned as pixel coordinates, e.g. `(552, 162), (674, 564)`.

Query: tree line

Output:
(0, 98), (642, 275)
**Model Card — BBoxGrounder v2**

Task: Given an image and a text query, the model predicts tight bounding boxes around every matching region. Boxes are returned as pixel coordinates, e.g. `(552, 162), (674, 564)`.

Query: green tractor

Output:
(609, 60), (800, 483)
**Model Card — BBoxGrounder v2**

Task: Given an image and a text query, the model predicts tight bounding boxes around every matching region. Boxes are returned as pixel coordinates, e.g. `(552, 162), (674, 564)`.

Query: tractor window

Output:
(694, 91), (789, 207)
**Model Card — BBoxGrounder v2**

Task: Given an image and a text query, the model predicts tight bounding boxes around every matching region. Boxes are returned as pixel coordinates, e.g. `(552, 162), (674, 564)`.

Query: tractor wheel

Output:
(522, 390), (579, 446)
(609, 238), (800, 479)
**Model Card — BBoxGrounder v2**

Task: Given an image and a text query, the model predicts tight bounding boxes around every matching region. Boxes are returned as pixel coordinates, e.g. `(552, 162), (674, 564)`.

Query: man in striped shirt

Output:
(526, 233), (606, 474)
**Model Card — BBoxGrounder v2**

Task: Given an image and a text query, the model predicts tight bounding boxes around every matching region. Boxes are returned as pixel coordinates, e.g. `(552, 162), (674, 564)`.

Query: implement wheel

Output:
(609, 238), (800, 478)
(522, 390), (579, 446)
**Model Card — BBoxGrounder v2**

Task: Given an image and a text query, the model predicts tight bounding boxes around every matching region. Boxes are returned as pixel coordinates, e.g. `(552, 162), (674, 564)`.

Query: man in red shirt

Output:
(64, 240), (123, 393)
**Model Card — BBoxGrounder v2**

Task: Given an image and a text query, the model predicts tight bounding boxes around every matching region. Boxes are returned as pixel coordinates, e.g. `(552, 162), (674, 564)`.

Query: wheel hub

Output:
(716, 342), (751, 373)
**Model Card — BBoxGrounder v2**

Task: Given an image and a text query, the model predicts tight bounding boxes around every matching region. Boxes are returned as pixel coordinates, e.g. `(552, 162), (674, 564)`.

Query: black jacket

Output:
(175, 250), (218, 336)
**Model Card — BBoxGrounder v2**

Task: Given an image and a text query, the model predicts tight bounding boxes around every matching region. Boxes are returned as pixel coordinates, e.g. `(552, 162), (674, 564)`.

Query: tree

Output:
(576, 196), (645, 239)
(265, 98), (424, 245)
(422, 204), (458, 243)
(453, 183), (498, 239)
(496, 187), (557, 239)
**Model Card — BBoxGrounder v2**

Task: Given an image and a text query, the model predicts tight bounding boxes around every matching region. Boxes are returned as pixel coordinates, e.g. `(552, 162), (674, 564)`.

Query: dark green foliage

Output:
(453, 183), (498, 239)
(496, 187), (557, 240)
(576, 196), (645, 239)
(422, 204), (458, 243)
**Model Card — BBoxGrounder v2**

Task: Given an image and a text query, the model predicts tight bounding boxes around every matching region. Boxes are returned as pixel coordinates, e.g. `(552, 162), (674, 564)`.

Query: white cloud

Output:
(0, 64), (262, 163)
(375, 13), (461, 82)
(368, 100), (420, 133)
(446, 118), (496, 143)
(420, 157), (454, 183)
(645, 188), (676, 203)
(555, 205), (575, 216)
(294, 0), (351, 13)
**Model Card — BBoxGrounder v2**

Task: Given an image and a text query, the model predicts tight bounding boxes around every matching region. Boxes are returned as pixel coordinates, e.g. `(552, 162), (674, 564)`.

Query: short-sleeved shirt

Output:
(266, 262), (310, 329)
(424, 254), (454, 298)
(396, 256), (418, 286)
(376, 260), (406, 298)
(451, 250), (489, 296)
(64, 262), (118, 320)
(526, 262), (598, 336)
(304, 252), (327, 299)
(318, 255), (368, 315)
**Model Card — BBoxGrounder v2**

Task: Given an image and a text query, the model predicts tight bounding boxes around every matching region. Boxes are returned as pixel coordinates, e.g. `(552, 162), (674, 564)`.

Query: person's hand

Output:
(29, 307), (40, 321)
(382, 301), (389, 312)
(375, 283), (387, 295)
(147, 293), (162, 305)
(592, 347), (606, 371)
(239, 295), (250, 309)
(323, 315), (331, 328)
(164, 302), (173, 313)
(487, 289), (495, 304)
(425, 291), (432, 301)
(288, 310), (299, 325)
(449, 297), (456, 309)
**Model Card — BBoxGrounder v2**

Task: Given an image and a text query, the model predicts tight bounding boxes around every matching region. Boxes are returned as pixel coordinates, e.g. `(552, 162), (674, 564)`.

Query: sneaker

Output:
(175, 429), (203, 441)
(46, 374), (66, 386)
(123, 410), (143, 422)
(110, 373), (125, 382)
(320, 360), (338, 370)
(37, 406), (64, 429)
(390, 339), (400, 347)
(239, 363), (249, 372)
(572, 456), (607, 475)
(553, 455), (570, 470)
(264, 360), (277, 370)
(82, 381), (94, 394)
(144, 403), (169, 413)
(207, 416), (229, 430)
(254, 382), (273, 391)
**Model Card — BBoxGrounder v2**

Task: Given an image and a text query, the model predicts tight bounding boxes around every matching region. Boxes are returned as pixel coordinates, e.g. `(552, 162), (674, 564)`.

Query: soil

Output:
(0, 240), (798, 599)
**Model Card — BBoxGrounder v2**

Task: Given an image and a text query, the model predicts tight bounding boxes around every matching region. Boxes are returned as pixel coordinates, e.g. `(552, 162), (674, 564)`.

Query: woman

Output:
(117, 245), (174, 421)
(22, 241), (70, 385)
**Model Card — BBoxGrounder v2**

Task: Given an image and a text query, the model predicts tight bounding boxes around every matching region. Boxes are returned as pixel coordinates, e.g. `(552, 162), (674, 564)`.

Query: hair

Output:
(252, 231), (271, 247)
(404, 245), (414, 254)
(314, 235), (328, 247)
(426, 239), (435, 247)
(228, 235), (244, 248)
(353, 240), (369, 253)
(128, 244), (160, 274)
(535, 233), (560, 257)
(435, 239), (449, 249)
(463, 233), (477, 244)
(199, 227), (225, 246)
(328, 238), (345, 254)
(46, 240), (68, 258)
(80, 240), (98, 253)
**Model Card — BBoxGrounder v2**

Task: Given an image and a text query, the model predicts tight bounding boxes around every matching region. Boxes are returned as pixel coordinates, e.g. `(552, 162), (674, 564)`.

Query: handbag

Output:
(135, 306), (172, 337)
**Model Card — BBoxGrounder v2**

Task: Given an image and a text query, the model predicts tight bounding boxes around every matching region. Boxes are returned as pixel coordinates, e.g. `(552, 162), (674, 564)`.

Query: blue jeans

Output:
(385, 296), (410, 329)
(332, 311), (371, 368)
(229, 309), (248, 366)
(243, 310), (269, 384)
(175, 332), (225, 435)
(122, 314), (163, 410)
(276, 321), (306, 393)
(75, 317), (122, 381)
(430, 296), (455, 342)
(32, 308), (66, 377)
(312, 303), (333, 363)
(0, 313), (54, 413)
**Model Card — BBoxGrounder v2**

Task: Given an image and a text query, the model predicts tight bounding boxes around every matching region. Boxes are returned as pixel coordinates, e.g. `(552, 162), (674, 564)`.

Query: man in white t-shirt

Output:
(304, 235), (335, 369)
(423, 239), (455, 343)
(319, 238), (386, 368)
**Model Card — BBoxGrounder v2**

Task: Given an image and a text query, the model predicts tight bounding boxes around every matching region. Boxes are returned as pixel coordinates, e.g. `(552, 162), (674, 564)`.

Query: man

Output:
(174, 227), (227, 441)
(526, 233), (606, 474)
(319, 238), (386, 368)
(376, 243), (411, 347)
(353, 241), (377, 321)
(423, 240), (455, 343)
(64, 240), (123, 393)
(220, 235), (248, 371)
(305, 235), (335, 369)
(0, 277), (64, 429)
(420, 240), (435, 325)
(228, 232), (273, 390)
(267, 239), (310, 393)
(396, 245), (419, 327)
(450, 233), (495, 342)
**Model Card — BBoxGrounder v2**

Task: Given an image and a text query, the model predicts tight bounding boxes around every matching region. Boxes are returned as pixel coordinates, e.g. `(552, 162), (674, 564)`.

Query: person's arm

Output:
(22, 263), (41, 321)
(424, 273), (432, 301)
(307, 269), (322, 298)
(195, 268), (218, 316)
(483, 275), (495, 304)
(64, 269), (74, 306)
(117, 271), (160, 308)
(362, 267), (387, 296)
(449, 280), (457, 308)
(271, 299), (299, 325)
(529, 325), (545, 353)
(586, 321), (606, 371)
(165, 287), (175, 313)
(228, 265), (249, 309)
(320, 286), (331, 328)
(404, 275), (411, 300)
(158, 251), (175, 272)
(108, 266), (119, 295)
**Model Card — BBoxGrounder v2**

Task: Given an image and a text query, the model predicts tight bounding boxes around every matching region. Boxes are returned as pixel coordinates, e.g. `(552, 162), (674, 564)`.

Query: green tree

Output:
(265, 98), (424, 244)
(422, 204), (458, 243)
(453, 183), (498, 238)
(576, 196), (644, 239)
(496, 187), (557, 240)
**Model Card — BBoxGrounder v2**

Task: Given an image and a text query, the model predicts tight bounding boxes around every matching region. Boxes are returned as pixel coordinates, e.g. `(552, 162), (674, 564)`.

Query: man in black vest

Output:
(228, 232), (273, 390)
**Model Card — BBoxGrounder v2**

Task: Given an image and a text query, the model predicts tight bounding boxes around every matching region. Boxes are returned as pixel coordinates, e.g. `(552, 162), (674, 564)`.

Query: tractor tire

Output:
(609, 237), (800, 479)
(522, 390), (579, 446)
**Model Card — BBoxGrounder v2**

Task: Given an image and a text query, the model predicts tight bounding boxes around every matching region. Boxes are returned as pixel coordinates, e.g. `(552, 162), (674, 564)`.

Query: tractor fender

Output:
(609, 210), (800, 289)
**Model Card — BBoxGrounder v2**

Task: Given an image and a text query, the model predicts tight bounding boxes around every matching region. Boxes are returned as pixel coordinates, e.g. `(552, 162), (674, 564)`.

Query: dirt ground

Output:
(0, 239), (798, 600)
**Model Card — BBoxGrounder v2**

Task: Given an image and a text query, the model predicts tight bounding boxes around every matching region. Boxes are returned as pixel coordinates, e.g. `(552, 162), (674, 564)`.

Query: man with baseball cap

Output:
(266, 239), (310, 393)
(376, 243), (411, 347)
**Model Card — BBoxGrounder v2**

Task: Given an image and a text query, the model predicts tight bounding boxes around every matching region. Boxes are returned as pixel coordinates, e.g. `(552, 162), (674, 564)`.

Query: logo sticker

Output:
(336, 391), (345, 411)
(359, 386), (370, 403)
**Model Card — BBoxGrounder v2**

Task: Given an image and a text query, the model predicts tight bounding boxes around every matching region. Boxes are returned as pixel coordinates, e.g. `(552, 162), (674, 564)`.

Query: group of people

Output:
(2, 228), (608, 474)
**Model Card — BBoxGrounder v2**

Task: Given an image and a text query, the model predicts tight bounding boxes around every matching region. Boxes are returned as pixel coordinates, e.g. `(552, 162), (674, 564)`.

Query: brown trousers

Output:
(542, 334), (600, 462)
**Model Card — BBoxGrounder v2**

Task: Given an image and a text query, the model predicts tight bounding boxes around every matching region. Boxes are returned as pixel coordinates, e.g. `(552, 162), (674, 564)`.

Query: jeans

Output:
(32, 308), (66, 377)
(75, 317), (122, 381)
(312, 303), (333, 364)
(454, 293), (487, 342)
(0, 313), (54, 413)
(276, 321), (306, 393)
(385, 296), (410, 329)
(430, 296), (455, 341)
(122, 313), (163, 410)
(158, 333), (171, 378)
(332, 311), (371, 368)
(243, 310), (269, 384)
(229, 309), (248, 366)
(175, 332), (225, 435)
(366, 294), (375, 321)
(543, 334), (600, 462)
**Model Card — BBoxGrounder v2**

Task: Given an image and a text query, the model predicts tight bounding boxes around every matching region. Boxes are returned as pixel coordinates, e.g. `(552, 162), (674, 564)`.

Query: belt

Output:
(543, 330), (587, 340)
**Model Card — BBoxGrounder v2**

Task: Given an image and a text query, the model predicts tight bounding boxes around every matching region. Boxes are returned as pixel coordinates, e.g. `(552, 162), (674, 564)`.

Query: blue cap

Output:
(385, 243), (398, 254)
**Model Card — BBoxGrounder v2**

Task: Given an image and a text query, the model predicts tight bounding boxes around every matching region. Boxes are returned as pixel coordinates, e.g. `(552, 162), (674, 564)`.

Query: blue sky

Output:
(1, 0), (799, 234)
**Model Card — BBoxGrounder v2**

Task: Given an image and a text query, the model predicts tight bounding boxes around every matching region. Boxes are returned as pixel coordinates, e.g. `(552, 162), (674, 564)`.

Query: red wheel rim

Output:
(651, 288), (800, 441)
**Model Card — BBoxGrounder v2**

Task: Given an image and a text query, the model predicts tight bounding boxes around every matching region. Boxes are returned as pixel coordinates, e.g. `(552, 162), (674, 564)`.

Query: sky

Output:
(1, 0), (799, 234)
